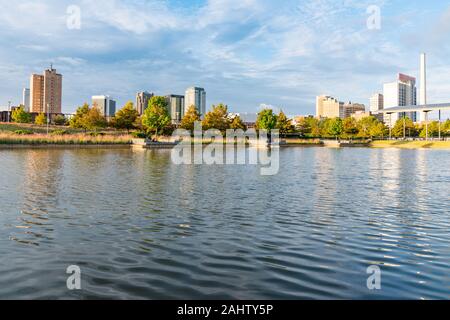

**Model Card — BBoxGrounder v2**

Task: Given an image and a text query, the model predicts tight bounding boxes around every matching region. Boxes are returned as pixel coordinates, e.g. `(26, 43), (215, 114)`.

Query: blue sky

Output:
(1, 0), (450, 117)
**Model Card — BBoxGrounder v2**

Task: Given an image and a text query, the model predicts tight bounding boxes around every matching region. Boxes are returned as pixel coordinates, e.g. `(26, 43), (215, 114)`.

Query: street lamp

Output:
(7, 101), (11, 122)
(47, 103), (50, 135)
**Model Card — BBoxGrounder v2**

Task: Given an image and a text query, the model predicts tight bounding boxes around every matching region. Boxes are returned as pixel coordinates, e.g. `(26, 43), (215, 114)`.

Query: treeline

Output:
(9, 99), (450, 139)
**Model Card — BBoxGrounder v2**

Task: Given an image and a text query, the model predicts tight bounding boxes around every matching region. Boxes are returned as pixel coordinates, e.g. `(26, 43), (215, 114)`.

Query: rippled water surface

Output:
(0, 147), (449, 299)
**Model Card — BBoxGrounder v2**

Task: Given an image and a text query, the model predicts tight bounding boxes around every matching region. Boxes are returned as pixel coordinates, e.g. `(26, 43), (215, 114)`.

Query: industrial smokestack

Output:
(419, 53), (427, 122)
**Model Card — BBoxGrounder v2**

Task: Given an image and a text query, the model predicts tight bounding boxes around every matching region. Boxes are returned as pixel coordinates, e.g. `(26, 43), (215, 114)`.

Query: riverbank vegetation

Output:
(2, 98), (450, 146)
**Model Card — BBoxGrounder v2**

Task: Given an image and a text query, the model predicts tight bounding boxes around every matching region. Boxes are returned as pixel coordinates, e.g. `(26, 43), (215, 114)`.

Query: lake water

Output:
(0, 147), (449, 299)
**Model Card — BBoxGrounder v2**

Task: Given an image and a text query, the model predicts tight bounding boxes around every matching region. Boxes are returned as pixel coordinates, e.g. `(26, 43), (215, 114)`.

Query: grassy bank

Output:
(0, 132), (132, 145)
(371, 140), (450, 149)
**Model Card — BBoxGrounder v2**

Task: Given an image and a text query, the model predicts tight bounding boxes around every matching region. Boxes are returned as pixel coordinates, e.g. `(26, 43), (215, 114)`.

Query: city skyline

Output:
(0, 1), (450, 119)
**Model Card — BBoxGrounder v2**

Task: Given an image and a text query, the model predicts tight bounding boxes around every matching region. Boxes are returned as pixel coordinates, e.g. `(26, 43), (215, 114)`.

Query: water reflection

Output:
(0, 147), (449, 299)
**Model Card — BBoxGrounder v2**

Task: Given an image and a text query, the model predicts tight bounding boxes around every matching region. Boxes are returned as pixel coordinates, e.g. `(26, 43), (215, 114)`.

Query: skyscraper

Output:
(185, 87), (206, 117)
(22, 88), (30, 111)
(30, 66), (62, 114)
(92, 95), (116, 117)
(383, 73), (417, 126)
(136, 91), (154, 115)
(165, 94), (185, 124)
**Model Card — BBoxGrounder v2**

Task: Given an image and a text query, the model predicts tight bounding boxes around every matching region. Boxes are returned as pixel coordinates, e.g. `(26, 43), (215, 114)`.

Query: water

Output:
(0, 147), (449, 299)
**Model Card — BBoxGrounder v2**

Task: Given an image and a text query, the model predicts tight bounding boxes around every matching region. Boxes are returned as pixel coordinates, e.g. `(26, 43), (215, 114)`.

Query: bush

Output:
(51, 129), (69, 135)
(54, 115), (67, 126)
(131, 131), (147, 139)
(14, 129), (33, 135)
(88, 132), (106, 137)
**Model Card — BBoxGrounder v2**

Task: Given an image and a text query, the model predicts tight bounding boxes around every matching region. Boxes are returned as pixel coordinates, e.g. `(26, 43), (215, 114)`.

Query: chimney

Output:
(419, 53), (427, 122)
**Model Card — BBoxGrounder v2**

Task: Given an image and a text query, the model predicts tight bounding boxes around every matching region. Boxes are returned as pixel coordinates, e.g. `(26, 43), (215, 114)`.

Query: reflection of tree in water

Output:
(11, 150), (64, 246)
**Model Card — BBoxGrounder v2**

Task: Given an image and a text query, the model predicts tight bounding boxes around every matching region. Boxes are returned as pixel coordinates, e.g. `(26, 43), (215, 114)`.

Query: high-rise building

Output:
(316, 95), (344, 118)
(136, 91), (154, 115)
(185, 87), (206, 118)
(30, 66), (62, 114)
(22, 88), (30, 111)
(92, 95), (116, 117)
(383, 73), (417, 126)
(343, 102), (366, 118)
(165, 94), (184, 124)
(369, 93), (384, 122)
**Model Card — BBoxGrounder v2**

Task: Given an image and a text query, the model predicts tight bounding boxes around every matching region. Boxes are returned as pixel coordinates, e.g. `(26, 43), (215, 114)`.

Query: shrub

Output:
(51, 129), (69, 135)
(14, 129), (33, 135)
(131, 131), (147, 139)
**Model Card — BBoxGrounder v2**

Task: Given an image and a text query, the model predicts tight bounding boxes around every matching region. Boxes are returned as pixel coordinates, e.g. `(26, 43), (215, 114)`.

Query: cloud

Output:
(0, 0), (449, 118)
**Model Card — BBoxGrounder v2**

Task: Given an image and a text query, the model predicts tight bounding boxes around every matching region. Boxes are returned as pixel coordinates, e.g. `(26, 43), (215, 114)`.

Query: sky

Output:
(1, 0), (450, 117)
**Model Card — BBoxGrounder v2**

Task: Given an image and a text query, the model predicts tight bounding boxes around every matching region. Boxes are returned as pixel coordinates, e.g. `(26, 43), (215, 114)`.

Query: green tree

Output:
(70, 103), (90, 130)
(369, 122), (387, 138)
(180, 105), (201, 132)
(230, 115), (247, 130)
(111, 101), (139, 133)
(54, 114), (67, 126)
(82, 107), (107, 131)
(11, 105), (31, 123)
(142, 96), (171, 138)
(35, 113), (47, 125)
(444, 119), (450, 137)
(202, 104), (230, 132)
(392, 117), (416, 138)
(343, 117), (358, 136)
(327, 117), (343, 139)
(256, 109), (277, 131)
(419, 121), (440, 138)
(357, 116), (381, 138)
(276, 111), (295, 135)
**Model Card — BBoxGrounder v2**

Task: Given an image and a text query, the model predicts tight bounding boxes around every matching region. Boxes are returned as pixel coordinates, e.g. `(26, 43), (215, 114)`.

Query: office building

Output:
(343, 102), (366, 118)
(185, 87), (206, 118)
(369, 93), (384, 122)
(316, 95), (344, 118)
(383, 73), (417, 126)
(92, 95), (116, 117)
(165, 94), (184, 124)
(22, 88), (30, 111)
(30, 66), (62, 114)
(136, 91), (154, 115)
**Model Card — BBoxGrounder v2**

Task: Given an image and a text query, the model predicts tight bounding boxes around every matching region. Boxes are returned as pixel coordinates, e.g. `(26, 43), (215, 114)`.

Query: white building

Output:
(22, 88), (30, 111)
(383, 73), (417, 127)
(369, 93), (384, 122)
(185, 87), (206, 118)
(92, 95), (116, 117)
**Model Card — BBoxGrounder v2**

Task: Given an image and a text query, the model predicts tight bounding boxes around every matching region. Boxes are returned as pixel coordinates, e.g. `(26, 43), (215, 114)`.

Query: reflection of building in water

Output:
(11, 150), (64, 246)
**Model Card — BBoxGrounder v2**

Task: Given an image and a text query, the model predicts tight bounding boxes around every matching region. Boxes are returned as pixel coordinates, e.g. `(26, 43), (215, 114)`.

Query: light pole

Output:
(438, 109), (442, 140)
(403, 114), (406, 140)
(47, 103), (50, 135)
(7, 101), (11, 122)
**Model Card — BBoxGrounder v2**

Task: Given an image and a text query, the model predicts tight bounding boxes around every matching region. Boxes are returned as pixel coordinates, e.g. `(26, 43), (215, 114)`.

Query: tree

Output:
(142, 96), (171, 138)
(343, 117), (358, 136)
(392, 117), (416, 138)
(230, 115), (247, 130)
(180, 105), (201, 132)
(82, 107), (107, 131)
(357, 116), (381, 138)
(111, 101), (139, 133)
(35, 113), (47, 125)
(256, 109), (277, 131)
(444, 119), (450, 137)
(70, 103), (90, 129)
(54, 114), (67, 126)
(327, 117), (343, 139)
(419, 121), (440, 138)
(202, 104), (230, 132)
(11, 106), (31, 123)
(369, 122), (387, 138)
(276, 111), (295, 135)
